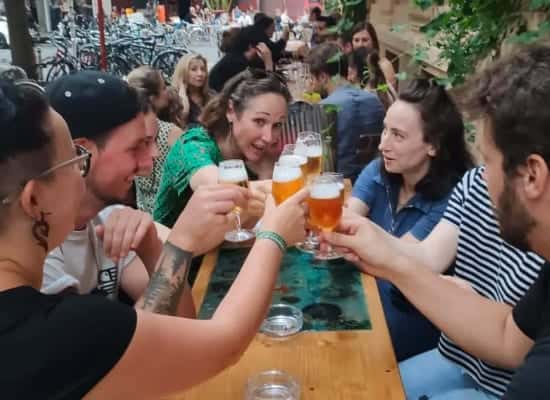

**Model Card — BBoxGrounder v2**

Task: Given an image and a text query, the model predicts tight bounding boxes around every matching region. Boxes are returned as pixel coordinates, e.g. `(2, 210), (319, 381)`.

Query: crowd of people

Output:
(1, 5), (550, 399)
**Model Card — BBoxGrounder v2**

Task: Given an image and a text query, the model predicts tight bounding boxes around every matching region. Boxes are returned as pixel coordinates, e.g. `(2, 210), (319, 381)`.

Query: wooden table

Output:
(171, 250), (405, 399)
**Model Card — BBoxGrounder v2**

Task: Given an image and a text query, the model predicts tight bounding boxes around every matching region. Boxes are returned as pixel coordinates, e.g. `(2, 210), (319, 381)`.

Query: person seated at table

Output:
(347, 78), (473, 361)
(323, 43), (550, 400)
(347, 47), (396, 111)
(127, 66), (185, 214)
(351, 22), (396, 88)
(339, 29), (353, 55)
(209, 26), (274, 92)
(311, 15), (336, 46)
(172, 54), (213, 127)
(306, 43), (385, 182)
(0, 78), (308, 399)
(154, 69), (291, 229)
(253, 13), (290, 64)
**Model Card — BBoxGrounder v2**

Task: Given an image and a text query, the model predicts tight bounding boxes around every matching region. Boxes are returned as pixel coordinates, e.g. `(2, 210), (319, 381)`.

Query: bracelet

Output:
(256, 231), (287, 254)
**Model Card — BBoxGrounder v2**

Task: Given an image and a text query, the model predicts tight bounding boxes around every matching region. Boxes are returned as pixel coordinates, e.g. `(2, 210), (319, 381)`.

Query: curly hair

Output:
(456, 43), (550, 176)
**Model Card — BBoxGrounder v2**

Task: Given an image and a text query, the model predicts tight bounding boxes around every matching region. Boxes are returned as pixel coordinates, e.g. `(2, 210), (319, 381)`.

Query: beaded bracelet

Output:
(256, 231), (287, 254)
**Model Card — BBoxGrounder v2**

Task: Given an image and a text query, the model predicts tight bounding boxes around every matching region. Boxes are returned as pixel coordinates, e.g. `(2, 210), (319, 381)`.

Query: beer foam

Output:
(219, 167), (248, 183)
(273, 165), (302, 182)
(307, 145), (322, 157)
(294, 142), (308, 156)
(279, 154), (307, 166)
(310, 183), (340, 199)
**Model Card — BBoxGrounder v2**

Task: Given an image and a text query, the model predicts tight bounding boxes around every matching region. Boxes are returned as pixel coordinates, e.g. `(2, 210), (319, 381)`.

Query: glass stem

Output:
(235, 211), (243, 232)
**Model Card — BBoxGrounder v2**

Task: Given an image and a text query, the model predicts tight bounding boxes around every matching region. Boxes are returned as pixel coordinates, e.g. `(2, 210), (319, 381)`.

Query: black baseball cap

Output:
(46, 71), (141, 142)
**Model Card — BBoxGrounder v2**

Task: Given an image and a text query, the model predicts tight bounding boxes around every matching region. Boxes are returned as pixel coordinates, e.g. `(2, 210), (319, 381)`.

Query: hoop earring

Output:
(32, 211), (51, 252)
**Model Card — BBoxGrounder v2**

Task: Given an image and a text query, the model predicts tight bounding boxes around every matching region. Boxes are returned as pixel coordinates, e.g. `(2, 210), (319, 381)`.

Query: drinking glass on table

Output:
(272, 160), (305, 205)
(308, 175), (343, 260)
(245, 370), (300, 400)
(218, 159), (255, 242)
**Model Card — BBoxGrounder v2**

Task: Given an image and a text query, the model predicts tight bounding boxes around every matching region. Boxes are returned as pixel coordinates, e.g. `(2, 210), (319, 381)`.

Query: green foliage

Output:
(414, 0), (550, 86)
(333, 0), (367, 38)
(204, 0), (233, 11)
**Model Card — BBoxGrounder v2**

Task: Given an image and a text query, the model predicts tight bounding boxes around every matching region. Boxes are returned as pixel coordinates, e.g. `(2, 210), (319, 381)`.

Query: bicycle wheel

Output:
(45, 60), (75, 83)
(107, 55), (131, 78)
(152, 50), (187, 83)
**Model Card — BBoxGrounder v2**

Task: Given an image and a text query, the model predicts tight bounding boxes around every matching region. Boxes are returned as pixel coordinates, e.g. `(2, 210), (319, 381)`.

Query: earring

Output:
(32, 211), (51, 252)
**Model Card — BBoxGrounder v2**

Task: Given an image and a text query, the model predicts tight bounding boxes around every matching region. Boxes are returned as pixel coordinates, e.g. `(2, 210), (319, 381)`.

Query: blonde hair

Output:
(172, 54), (210, 123)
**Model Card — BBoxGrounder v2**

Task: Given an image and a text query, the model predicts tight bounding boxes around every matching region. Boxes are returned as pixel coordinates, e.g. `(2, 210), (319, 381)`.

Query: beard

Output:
(88, 176), (133, 208)
(495, 180), (536, 252)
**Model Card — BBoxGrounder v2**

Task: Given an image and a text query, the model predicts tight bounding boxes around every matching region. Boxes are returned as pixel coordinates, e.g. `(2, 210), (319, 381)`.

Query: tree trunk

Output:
(5, 0), (37, 79)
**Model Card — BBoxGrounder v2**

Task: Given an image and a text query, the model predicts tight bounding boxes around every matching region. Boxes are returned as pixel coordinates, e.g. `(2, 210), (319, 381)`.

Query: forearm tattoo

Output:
(136, 242), (192, 315)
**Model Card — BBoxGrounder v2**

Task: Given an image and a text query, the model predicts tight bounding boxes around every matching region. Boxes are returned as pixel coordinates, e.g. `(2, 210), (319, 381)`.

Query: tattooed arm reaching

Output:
(83, 185), (307, 400)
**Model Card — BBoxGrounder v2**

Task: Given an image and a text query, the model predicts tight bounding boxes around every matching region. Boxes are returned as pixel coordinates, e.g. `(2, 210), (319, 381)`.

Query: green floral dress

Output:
(153, 126), (223, 227)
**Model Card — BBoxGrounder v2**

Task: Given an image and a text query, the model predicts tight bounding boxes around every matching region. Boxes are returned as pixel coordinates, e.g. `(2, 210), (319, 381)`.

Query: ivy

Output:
(415, 0), (550, 85)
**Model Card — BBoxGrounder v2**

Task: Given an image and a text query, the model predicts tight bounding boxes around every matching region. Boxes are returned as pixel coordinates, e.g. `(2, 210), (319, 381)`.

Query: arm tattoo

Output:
(136, 241), (193, 315)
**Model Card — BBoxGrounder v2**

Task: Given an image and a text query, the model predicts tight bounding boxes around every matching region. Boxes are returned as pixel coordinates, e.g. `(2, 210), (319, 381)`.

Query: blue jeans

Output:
(400, 349), (500, 400)
(378, 279), (440, 361)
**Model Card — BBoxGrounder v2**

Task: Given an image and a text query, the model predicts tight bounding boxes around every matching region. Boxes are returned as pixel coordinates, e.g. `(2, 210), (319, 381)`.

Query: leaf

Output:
(376, 83), (389, 93)
(390, 24), (408, 33)
(395, 72), (408, 81)
(327, 51), (343, 64)
(529, 0), (550, 11)
(414, 0), (435, 11)
(343, 0), (363, 6)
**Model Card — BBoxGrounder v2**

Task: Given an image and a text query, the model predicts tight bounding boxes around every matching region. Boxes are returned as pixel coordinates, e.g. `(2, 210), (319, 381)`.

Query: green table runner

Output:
(198, 248), (371, 331)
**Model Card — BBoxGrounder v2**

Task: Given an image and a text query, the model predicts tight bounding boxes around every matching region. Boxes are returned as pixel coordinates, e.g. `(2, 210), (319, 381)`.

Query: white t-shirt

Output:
(42, 206), (136, 300)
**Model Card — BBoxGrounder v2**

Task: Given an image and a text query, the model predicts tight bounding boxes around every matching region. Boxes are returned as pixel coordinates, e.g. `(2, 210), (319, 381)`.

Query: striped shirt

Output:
(439, 167), (545, 396)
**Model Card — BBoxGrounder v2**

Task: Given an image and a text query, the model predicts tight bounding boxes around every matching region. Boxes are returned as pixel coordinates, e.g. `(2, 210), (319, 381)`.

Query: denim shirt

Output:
(320, 85), (384, 182)
(352, 158), (450, 240)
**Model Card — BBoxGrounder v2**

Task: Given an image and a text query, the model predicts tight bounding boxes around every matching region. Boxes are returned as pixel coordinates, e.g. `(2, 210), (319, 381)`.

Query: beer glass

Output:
(322, 172), (345, 202)
(297, 131), (323, 181)
(307, 175), (343, 260)
(218, 160), (255, 242)
(280, 144), (308, 177)
(272, 160), (305, 205)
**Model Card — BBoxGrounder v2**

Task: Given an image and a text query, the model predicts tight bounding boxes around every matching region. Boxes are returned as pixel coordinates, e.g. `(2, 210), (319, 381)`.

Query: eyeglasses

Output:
(37, 144), (91, 179)
(1, 145), (91, 206)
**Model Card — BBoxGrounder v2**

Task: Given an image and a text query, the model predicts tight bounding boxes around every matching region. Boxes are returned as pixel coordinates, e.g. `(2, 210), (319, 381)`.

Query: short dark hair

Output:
(254, 12), (274, 31)
(306, 43), (348, 79)
(0, 80), (53, 227)
(230, 25), (260, 54)
(458, 43), (550, 176)
(310, 7), (322, 18)
(385, 79), (473, 200)
(316, 15), (336, 27)
(352, 21), (380, 51)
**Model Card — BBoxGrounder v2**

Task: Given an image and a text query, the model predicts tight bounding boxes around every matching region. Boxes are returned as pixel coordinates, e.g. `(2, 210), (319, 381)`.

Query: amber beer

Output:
(306, 144), (323, 177)
(307, 181), (343, 232)
(272, 161), (305, 205)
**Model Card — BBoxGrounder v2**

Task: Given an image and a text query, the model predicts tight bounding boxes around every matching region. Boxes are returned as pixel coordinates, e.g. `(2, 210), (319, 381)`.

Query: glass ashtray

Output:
(245, 370), (300, 400)
(260, 304), (303, 338)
